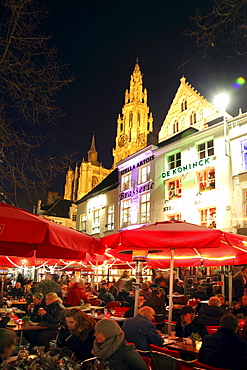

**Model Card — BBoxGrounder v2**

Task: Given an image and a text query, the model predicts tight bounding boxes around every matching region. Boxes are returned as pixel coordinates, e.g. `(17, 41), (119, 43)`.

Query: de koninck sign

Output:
(161, 157), (213, 180)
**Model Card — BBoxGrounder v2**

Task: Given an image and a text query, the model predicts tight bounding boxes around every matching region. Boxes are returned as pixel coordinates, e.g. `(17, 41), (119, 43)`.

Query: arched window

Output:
(173, 121), (179, 133)
(181, 99), (187, 111)
(190, 111), (196, 125)
(129, 112), (133, 127)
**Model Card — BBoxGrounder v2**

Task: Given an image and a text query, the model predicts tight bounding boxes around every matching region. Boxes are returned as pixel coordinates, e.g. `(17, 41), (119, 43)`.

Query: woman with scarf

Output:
(57, 308), (95, 360)
(92, 319), (147, 370)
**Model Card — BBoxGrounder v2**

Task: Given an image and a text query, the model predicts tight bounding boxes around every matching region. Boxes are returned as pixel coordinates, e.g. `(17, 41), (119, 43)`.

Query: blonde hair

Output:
(46, 292), (63, 304)
(208, 296), (221, 307)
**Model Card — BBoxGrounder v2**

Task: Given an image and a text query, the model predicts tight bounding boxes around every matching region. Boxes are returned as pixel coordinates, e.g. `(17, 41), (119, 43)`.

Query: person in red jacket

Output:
(66, 279), (90, 307)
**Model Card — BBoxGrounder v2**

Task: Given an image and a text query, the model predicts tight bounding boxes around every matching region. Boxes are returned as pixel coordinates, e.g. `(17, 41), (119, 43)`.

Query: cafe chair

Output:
(105, 301), (120, 310)
(150, 351), (195, 370)
(193, 361), (230, 370)
(112, 306), (129, 316)
(90, 298), (102, 306)
(205, 326), (220, 335)
(150, 344), (180, 358)
(141, 356), (152, 369)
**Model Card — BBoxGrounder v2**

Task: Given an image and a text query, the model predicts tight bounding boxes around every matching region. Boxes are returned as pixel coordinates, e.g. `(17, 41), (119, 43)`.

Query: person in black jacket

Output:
(199, 314), (247, 370)
(57, 308), (95, 360)
(0, 329), (16, 364)
(198, 296), (227, 326)
(27, 293), (46, 322)
(92, 319), (147, 370)
(29, 292), (66, 350)
(175, 305), (207, 339)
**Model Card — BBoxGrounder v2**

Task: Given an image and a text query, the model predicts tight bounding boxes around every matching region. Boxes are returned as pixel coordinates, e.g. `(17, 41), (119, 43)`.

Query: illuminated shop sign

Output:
(162, 157), (212, 180)
(120, 155), (154, 175)
(119, 181), (154, 200)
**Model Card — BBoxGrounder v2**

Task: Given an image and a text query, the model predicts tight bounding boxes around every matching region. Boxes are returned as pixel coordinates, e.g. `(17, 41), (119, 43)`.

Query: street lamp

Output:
(214, 93), (230, 156)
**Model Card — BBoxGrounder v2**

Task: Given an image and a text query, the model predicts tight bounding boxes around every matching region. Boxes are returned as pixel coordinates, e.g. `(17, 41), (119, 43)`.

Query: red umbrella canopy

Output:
(0, 203), (104, 258)
(102, 220), (247, 266)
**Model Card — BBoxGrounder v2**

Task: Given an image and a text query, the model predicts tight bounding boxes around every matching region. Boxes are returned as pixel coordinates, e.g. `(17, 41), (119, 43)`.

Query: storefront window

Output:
(106, 205), (114, 231)
(121, 199), (131, 228)
(92, 209), (100, 234)
(198, 168), (215, 191)
(168, 152), (181, 169)
(121, 173), (132, 191)
(138, 165), (150, 184)
(198, 139), (214, 159)
(168, 178), (182, 199)
(167, 214), (181, 221)
(140, 192), (150, 223)
(200, 207), (216, 228)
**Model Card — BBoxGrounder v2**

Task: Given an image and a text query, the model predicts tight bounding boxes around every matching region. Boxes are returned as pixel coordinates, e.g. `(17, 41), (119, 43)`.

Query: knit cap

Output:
(95, 319), (123, 338)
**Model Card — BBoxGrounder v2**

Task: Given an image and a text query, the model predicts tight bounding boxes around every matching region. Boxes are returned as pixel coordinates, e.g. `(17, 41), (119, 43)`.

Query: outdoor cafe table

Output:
(167, 339), (200, 358)
(10, 323), (48, 345)
(67, 305), (104, 311)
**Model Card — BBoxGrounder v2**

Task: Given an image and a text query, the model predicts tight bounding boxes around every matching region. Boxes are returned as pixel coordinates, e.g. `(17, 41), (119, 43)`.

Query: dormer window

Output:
(190, 111), (196, 125)
(173, 121), (179, 134)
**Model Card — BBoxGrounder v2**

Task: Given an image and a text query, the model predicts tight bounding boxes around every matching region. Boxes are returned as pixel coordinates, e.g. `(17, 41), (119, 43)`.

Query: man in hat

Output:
(175, 305), (207, 339)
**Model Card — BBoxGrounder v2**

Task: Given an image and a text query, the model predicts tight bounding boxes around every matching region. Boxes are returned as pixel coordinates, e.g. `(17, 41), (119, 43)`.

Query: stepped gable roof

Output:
(76, 168), (119, 204)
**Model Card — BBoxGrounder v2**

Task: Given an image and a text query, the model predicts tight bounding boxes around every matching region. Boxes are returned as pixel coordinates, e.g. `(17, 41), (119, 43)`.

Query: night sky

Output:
(21, 0), (247, 206)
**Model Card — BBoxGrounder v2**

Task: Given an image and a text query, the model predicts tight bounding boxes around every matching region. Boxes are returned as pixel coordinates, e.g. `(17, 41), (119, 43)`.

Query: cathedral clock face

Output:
(118, 134), (128, 147)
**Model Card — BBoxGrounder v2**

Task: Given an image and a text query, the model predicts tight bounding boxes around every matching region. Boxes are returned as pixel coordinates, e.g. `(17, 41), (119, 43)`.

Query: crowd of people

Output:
(1, 269), (247, 369)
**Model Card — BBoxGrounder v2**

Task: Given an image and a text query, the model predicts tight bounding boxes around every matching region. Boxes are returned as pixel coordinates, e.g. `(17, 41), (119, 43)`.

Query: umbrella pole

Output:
(228, 269), (232, 306)
(168, 249), (175, 335)
(134, 260), (141, 316)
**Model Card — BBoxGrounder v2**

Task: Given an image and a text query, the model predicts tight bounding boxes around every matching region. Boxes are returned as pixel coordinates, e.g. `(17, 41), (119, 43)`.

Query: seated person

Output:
(92, 319), (147, 369)
(199, 314), (247, 370)
(29, 292), (66, 350)
(233, 294), (247, 317)
(216, 294), (228, 309)
(145, 290), (166, 324)
(140, 283), (152, 299)
(27, 293), (45, 322)
(192, 286), (208, 301)
(198, 296), (227, 326)
(122, 306), (163, 351)
(57, 308), (95, 360)
(124, 293), (146, 318)
(116, 290), (133, 307)
(172, 295), (189, 322)
(175, 306), (207, 339)
(0, 328), (16, 364)
(98, 286), (115, 305)
(66, 279), (90, 307)
(8, 282), (23, 299)
(173, 278), (184, 294)
(0, 311), (15, 328)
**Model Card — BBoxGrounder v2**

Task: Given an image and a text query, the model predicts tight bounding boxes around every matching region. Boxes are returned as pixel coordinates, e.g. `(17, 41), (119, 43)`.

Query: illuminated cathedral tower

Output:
(113, 60), (153, 167)
(64, 134), (111, 201)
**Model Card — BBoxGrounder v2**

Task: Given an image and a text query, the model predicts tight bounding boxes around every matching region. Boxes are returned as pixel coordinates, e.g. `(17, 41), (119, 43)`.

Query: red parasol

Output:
(0, 203), (104, 259)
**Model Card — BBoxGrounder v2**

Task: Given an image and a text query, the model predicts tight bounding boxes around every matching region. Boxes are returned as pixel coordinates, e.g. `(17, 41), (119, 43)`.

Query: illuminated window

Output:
(72, 214), (76, 222)
(199, 109), (203, 121)
(198, 168), (215, 191)
(241, 140), (247, 170)
(80, 214), (87, 233)
(173, 121), (179, 133)
(140, 193), (150, 223)
(138, 165), (150, 184)
(168, 178), (182, 199)
(121, 173), (132, 191)
(92, 209), (100, 234)
(121, 199), (131, 228)
(106, 205), (114, 231)
(198, 139), (214, 159)
(190, 111), (196, 125)
(200, 207), (216, 228)
(168, 152), (181, 169)
(167, 214), (181, 221)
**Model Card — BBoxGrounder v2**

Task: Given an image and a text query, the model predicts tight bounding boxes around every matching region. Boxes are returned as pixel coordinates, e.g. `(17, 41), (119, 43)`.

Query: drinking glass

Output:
(104, 308), (108, 316)
(111, 309), (116, 316)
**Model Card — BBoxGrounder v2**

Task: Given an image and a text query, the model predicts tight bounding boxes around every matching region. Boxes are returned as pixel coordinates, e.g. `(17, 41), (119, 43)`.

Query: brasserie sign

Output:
(162, 157), (212, 180)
